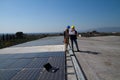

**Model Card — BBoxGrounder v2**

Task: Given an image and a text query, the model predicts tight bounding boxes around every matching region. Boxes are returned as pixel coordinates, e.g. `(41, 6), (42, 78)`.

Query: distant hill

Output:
(81, 27), (120, 33)
(95, 27), (120, 32)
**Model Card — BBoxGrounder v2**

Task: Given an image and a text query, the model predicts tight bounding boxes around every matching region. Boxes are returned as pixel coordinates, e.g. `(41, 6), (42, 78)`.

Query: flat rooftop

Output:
(75, 36), (120, 80)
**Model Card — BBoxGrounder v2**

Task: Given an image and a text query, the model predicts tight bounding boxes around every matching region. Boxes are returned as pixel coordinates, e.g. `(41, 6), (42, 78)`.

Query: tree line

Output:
(0, 32), (47, 49)
(79, 30), (120, 37)
(0, 32), (24, 41)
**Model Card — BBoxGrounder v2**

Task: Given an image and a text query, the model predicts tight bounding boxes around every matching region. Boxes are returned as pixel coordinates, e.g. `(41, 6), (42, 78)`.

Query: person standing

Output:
(64, 26), (70, 52)
(69, 25), (80, 51)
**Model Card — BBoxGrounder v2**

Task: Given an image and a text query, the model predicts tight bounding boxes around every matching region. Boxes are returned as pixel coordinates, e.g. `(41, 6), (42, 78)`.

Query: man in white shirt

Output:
(69, 26), (79, 51)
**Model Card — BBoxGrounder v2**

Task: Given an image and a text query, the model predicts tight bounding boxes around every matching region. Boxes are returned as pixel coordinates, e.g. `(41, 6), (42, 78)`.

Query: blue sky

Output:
(0, 0), (120, 33)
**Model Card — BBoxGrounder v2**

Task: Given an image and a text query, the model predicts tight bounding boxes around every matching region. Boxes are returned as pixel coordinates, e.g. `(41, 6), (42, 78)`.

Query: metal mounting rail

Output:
(68, 47), (86, 80)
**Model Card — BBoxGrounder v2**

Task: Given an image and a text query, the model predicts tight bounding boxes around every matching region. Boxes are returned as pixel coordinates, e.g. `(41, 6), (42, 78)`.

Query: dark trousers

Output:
(70, 39), (79, 51)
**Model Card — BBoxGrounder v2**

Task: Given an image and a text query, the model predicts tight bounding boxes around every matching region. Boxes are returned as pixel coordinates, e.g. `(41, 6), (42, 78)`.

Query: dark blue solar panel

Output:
(0, 59), (17, 69)
(0, 51), (66, 80)
(7, 59), (33, 69)
(25, 58), (48, 68)
(11, 69), (42, 80)
(37, 68), (65, 80)
(0, 69), (21, 80)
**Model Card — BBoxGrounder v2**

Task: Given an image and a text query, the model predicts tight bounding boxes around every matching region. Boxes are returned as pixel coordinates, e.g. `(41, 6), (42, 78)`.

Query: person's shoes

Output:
(77, 49), (80, 52)
(72, 49), (74, 52)
(65, 50), (68, 53)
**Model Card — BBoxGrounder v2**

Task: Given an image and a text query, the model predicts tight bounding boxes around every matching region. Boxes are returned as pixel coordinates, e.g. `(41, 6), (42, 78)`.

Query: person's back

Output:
(64, 29), (69, 39)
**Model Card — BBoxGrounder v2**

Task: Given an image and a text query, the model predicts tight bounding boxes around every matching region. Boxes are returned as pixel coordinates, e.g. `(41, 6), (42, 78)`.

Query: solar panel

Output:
(0, 51), (66, 80)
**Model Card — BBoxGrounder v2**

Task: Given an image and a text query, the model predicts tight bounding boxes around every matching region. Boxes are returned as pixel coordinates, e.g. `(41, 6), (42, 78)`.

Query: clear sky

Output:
(0, 0), (120, 33)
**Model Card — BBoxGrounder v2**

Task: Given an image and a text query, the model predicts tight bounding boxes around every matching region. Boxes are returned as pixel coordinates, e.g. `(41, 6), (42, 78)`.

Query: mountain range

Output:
(81, 27), (120, 32)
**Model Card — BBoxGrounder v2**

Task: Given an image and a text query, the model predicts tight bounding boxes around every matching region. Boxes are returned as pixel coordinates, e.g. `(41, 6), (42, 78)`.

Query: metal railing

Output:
(68, 46), (87, 80)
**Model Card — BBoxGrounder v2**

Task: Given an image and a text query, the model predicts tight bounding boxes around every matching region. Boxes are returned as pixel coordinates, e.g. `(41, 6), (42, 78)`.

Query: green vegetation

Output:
(79, 30), (120, 37)
(0, 32), (47, 49)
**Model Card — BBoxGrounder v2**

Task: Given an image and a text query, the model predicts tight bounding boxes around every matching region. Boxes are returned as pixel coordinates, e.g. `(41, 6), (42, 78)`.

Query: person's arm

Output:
(75, 30), (79, 38)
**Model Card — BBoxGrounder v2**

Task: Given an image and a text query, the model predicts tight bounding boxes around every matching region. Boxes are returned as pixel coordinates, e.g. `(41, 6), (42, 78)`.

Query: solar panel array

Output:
(0, 52), (65, 80)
